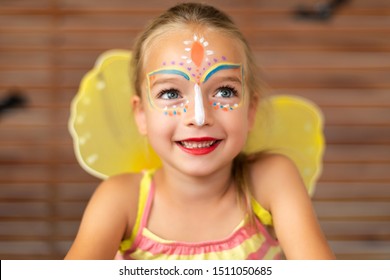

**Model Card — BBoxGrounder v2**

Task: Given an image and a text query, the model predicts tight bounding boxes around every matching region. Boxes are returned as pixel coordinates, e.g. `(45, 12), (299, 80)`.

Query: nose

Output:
(184, 84), (214, 127)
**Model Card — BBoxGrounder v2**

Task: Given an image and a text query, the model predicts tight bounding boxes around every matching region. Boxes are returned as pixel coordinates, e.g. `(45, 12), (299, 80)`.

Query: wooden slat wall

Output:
(0, 0), (389, 259)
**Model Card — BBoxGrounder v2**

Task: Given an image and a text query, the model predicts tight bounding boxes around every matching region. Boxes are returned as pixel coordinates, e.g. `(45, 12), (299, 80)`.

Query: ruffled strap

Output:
(251, 197), (273, 226)
(119, 169), (155, 253)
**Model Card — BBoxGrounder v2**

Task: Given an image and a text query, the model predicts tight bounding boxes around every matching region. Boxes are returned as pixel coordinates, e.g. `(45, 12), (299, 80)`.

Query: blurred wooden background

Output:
(0, 0), (389, 259)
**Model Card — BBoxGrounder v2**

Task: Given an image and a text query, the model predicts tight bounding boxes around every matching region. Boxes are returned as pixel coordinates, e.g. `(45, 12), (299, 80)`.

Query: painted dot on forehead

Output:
(191, 41), (204, 67)
(182, 35), (213, 68)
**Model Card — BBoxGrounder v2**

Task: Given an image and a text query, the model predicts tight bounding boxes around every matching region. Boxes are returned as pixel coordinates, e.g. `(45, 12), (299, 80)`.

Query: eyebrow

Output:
(212, 75), (242, 85)
(202, 63), (241, 83)
(148, 69), (190, 81)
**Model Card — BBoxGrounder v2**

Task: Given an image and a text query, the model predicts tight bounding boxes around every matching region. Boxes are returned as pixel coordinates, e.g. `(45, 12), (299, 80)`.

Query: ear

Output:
(132, 95), (148, 135)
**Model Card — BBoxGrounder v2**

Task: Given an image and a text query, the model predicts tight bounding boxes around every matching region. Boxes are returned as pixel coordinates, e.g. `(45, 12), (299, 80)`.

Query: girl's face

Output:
(134, 29), (257, 176)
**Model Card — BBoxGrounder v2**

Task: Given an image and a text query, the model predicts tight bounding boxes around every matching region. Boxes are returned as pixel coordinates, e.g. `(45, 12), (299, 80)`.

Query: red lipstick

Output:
(176, 137), (221, 155)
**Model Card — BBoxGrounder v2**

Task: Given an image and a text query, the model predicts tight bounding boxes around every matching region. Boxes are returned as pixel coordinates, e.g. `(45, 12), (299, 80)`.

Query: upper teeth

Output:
(180, 141), (215, 149)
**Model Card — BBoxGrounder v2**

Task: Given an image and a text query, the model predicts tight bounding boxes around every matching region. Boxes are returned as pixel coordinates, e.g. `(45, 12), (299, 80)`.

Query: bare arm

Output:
(251, 154), (335, 259)
(65, 174), (140, 259)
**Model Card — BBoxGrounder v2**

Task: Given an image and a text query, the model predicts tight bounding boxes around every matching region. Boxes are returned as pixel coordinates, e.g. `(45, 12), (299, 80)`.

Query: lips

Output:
(176, 137), (221, 155)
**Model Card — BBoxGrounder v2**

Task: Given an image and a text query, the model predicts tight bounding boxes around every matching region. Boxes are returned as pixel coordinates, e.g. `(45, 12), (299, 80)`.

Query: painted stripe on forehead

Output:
(148, 68), (190, 81)
(201, 63), (242, 83)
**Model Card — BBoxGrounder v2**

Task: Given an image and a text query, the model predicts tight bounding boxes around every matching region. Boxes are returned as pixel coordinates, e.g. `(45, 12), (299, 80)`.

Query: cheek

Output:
(219, 109), (250, 140)
(145, 110), (177, 139)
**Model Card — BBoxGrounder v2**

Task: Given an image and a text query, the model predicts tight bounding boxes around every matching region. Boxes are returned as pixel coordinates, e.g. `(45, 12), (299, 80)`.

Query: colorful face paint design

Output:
(146, 34), (245, 123)
(182, 35), (213, 68)
(194, 83), (205, 126)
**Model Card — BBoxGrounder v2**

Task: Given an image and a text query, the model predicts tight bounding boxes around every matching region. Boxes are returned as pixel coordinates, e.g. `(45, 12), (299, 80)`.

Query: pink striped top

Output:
(116, 170), (282, 260)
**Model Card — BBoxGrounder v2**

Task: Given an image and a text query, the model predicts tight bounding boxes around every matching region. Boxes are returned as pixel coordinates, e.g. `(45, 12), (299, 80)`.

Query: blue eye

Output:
(158, 89), (181, 100)
(215, 86), (238, 98)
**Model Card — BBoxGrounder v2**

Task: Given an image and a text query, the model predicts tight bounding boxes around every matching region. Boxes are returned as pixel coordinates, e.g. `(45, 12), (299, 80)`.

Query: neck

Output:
(154, 163), (235, 206)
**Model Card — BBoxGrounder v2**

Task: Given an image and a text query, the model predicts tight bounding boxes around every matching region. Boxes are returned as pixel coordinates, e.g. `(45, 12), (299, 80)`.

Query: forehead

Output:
(144, 29), (244, 72)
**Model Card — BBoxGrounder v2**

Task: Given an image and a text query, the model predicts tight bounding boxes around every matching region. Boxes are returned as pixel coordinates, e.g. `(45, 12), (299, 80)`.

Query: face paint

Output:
(194, 83), (205, 126)
(183, 35), (213, 68)
(146, 34), (245, 120)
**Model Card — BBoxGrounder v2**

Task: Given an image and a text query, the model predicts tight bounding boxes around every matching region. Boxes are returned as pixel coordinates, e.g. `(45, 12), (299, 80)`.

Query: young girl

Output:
(65, 3), (335, 260)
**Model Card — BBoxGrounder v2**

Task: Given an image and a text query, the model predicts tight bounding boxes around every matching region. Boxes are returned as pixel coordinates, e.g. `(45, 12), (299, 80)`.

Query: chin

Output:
(170, 158), (234, 178)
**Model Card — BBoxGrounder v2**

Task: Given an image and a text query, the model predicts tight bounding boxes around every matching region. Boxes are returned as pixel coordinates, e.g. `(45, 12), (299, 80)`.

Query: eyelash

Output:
(156, 85), (238, 99)
(157, 88), (181, 99)
(215, 85), (238, 98)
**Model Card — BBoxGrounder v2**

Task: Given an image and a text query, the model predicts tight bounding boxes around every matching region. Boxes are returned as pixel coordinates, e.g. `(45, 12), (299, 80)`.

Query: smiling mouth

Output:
(179, 140), (217, 149)
(176, 138), (221, 155)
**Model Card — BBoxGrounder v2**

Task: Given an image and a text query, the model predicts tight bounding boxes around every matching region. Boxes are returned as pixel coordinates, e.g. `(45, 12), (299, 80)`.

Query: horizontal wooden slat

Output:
(314, 201), (390, 219)
(321, 220), (390, 238)
(0, 164), (96, 183)
(320, 163), (390, 182)
(273, 89), (390, 107)
(0, 126), (71, 143)
(324, 145), (390, 163)
(0, 202), (52, 218)
(314, 182), (390, 201)
(329, 240), (390, 260)
(325, 126), (390, 144)
(0, 241), (52, 255)
(0, 183), (48, 197)
(2, 0), (389, 11)
(0, 221), (53, 237)
(0, 182), (96, 201)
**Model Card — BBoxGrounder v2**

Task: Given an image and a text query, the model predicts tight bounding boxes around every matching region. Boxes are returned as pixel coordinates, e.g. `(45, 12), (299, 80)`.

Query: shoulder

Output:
(97, 172), (143, 199)
(83, 172), (144, 238)
(92, 172), (143, 220)
(248, 153), (306, 212)
(248, 154), (335, 259)
(65, 172), (144, 259)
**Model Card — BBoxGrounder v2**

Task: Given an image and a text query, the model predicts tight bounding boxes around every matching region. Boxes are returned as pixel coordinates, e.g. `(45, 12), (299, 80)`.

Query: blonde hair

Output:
(132, 2), (265, 223)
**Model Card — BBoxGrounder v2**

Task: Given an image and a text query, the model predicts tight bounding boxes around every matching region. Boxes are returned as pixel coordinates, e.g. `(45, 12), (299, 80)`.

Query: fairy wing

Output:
(69, 50), (161, 179)
(69, 50), (324, 195)
(245, 95), (325, 196)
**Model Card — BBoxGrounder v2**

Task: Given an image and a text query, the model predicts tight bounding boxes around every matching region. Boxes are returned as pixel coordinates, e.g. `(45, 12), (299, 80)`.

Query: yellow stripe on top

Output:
(129, 229), (274, 260)
(251, 197), (273, 226)
(119, 169), (154, 253)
